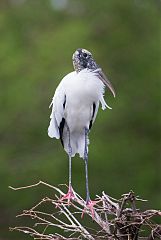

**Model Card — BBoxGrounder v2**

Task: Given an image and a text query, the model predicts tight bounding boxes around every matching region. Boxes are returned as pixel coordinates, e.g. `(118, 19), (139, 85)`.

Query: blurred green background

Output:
(0, 0), (160, 239)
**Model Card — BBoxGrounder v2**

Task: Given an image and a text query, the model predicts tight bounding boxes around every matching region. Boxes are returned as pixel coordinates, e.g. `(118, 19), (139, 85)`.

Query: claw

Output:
(56, 185), (75, 207)
(81, 199), (99, 219)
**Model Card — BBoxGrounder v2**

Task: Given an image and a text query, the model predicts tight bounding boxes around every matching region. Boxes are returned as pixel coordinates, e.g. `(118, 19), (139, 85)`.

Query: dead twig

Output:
(9, 181), (161, 240)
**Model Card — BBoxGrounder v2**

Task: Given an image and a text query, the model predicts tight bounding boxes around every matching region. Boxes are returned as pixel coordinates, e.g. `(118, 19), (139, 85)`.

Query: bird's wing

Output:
(48, 80), (66, 140)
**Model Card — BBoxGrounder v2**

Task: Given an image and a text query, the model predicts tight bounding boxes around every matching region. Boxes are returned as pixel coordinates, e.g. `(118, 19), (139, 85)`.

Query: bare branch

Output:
(9, 181), (161, 240)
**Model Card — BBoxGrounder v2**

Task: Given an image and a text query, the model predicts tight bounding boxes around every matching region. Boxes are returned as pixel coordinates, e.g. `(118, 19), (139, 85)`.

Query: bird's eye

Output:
(83, 52), (88, 58)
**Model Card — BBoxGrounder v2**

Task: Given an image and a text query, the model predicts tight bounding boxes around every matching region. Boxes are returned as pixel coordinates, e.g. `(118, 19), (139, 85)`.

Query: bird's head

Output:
(72, 48), (98, 73)
(72, 48), (116, 97)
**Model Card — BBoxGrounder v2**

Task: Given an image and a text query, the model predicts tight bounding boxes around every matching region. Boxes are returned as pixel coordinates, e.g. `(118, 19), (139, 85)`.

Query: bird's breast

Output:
(65, 71), (103, 102)
(63, 71), (104, 132)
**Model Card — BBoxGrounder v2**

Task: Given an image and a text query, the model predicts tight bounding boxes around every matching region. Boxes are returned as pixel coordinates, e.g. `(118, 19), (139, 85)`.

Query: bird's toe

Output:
(57, 185), (75, 206)
(81, 199), (100, 219)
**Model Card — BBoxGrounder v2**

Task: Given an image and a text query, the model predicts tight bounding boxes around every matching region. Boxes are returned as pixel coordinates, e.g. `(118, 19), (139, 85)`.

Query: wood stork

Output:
(48, 48), (115, 215)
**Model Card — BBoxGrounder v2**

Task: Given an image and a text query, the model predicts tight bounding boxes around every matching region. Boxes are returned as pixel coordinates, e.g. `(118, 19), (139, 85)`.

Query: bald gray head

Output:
(72, 48), (98, 72)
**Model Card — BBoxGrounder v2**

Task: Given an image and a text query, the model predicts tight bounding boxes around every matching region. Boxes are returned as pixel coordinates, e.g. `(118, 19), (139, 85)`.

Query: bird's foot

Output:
(57, 185), (75, 206)
(81, 198), (99, 219)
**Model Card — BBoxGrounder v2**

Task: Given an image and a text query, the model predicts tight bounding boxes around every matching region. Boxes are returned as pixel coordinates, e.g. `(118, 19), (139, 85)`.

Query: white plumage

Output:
(48, 48), (115, 210)
(48, 69), (110, 158)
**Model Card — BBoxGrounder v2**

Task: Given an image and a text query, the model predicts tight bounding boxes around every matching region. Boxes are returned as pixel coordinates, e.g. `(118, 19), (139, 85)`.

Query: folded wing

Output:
(48, 81), (66, 140)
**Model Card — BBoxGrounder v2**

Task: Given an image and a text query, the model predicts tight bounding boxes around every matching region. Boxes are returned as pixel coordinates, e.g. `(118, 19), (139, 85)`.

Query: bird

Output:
(48, 48), (115, 216)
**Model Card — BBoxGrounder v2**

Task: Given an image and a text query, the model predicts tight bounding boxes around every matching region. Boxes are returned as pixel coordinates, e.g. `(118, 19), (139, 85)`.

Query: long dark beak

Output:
(98, 70), (116, 97)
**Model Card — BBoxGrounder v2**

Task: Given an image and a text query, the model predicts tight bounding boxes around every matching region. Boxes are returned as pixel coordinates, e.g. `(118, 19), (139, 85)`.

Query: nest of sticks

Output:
(9, 181), (161, 240)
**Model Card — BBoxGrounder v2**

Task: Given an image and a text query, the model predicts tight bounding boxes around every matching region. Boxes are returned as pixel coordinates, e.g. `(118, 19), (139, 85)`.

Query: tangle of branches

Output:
(9, 181), (161, 239)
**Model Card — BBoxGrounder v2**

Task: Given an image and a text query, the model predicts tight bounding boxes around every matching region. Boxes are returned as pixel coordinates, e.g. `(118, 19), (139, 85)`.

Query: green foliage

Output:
(0, 0), (160, 239)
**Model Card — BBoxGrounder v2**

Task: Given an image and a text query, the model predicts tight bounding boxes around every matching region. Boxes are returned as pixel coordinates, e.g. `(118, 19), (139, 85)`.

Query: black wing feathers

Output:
(59, 96), (66, 147)
(89, 103), (96, 130)
(63, 95), (66, 109)
(59, 118), (65, 147)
